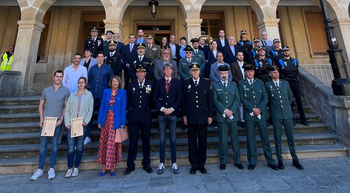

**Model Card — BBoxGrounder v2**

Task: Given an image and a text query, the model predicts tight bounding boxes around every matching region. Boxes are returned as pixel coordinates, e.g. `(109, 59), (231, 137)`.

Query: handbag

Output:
(115, 126), (129, 143)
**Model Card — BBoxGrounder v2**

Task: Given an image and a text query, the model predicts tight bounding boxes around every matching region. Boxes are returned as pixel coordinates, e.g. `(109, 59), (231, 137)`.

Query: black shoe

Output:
(248, 164), (255, 170)
(234, 163), (244, 170)
(301, 118), (309, 126)
(268, 164), (278, 170)
(190, 167), (196, 174)
(220, 164), (226, 170)
(278, 160), (284, 170)
(240, 122), (245, 128)
(124, 167), (135, 175)
(293, 160), (304, 170)
(143, 167), (153, 173)
(199, 166), (207, 174)
(181, 125), (187, 130)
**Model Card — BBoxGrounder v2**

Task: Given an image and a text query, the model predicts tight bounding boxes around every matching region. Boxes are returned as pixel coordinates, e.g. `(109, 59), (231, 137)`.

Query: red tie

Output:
(165, 79), (170, 94)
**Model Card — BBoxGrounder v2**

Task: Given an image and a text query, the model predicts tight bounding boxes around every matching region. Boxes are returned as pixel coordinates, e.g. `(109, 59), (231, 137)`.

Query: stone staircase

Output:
(0, 96), (347, 174)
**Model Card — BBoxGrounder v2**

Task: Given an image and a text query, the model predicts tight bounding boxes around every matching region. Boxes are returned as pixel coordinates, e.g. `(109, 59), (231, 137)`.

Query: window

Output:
(304, 12), (328, 55)
(38, 13), (51, 60)
(200, 13), (224, 43)
(80, 13), (106, 53)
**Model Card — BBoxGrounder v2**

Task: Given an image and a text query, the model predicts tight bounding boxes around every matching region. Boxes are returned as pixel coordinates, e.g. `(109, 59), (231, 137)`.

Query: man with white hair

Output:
(260, 31), (273, 53)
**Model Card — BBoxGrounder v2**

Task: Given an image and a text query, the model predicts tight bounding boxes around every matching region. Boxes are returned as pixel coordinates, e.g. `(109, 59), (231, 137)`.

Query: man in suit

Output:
(210, 51), (232, 82)
(269, 38), (283, 64)
(198, 36), (210, 60)
(230, 51), (246, 128)
(124, 63), (154, 175)
(136, 29), (147, 45)
(105, 40), (124, 76)
(168, 35), (181, 63)
(122, 34), (138, 89)
(129, 43), (153, 81)
(260, 31), (274, 53)
(265, 65), (304, 170)
(213, 65), (244, 170)
(248, 38), (261, 63)
(178, 45), (201, 80)
(277, 46), (309, 126)
(145, 35), (161, 64)
(154, 48), (179, 80)
(253, 47), (273, 82)
(217, 30), (229, 51)
(223, 36), (241, 65)
(238, 63), (278, 171)
(182, 63), (213, 174)
(84, 27), (104, 58)
(103, 30), (114, 55)
(153, 63), (182, 174)
(191, 38), (206, 77)
(113, 33), (124, 54)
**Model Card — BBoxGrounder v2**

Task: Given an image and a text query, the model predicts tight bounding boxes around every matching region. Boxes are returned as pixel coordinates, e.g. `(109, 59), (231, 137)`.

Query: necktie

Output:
(275, 82), (279, 88)
(139, 57), (142, 61)
(194, 81), (198, 86)
(263, 40), (266, 47)
(250, 80), (253, 85)
(139, 83), (142, 88)
(149, 44), (151, 48)
(165, 79), (170, 94)
(110, 53), (113, 57)
(223, 82), (226, 87)
(130, 44), (133, 53)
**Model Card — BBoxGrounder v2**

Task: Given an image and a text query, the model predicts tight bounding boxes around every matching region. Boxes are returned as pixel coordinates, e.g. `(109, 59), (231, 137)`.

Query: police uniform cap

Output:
(91, 27), (99, 32)
(190, 38), (199, 43)
(146, 35), (153, 39)
(189, 63), (200, 71)
(106, 30), (114, 34)
(273, 38), (280, 43)
(136, 63), (147, 72)
(183, 45), (193, 52)
(266, 65), (279, 72)
(253, 38), (260, 43)
(108, 40), (116, 46)
(242, 63), (255, 71)
(217, 65), (230, 71)
(258, 47), (265, 51)
(137, 43), (146, 49)
(282, 46), (290, 51)
(241, 30), (247, 34)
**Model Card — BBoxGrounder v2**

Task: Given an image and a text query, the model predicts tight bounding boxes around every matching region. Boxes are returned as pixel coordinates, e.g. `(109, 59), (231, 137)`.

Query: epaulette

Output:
(204, 78), (210, 80)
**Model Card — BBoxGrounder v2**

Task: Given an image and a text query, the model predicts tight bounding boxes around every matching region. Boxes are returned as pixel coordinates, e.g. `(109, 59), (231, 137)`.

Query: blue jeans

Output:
(66, 127), (86, 169)
(38, 124), (63, 169)
(158, 115), (177, 164)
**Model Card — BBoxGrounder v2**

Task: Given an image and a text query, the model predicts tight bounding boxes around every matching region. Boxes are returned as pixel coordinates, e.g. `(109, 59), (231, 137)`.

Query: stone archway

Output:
(101, 0), (134, 34)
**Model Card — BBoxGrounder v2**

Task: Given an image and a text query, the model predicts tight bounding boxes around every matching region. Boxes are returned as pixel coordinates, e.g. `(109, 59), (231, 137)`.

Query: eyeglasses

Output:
(163, 52), (170, 55)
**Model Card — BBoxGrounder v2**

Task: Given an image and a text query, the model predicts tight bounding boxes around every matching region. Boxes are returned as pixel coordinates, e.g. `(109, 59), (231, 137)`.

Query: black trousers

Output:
(188, 124), (208, 168)
(123, 67), (130, 89)
(126, 121), (151, 169)
(288, 81), (305, 119)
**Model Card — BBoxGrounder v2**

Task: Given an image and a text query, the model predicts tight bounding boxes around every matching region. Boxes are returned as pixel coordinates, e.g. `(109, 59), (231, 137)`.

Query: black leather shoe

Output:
(234, 163), (244, 170)
(268, 164), (278, 170)
(220, 164), (226, 170)
(240, 122), (245, 128)
(124, 167), (135, 175)
(143, 167), (153, 173)
(278, 160), (284, 170)
(293, 160), (304, 170)
(301, 118), (309, 126)
(248, 164), (255, 170)
(190, 167), (196, 174)
(199, 166), (207, 174)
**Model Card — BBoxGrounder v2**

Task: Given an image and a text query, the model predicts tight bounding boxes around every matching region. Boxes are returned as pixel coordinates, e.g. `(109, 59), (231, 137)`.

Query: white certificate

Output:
(41, 117), (57, 137)
(71, 117), (84, 138)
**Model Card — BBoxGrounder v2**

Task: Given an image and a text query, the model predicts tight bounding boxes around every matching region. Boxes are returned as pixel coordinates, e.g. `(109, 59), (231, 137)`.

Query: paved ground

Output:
(1, 157), (350, 193)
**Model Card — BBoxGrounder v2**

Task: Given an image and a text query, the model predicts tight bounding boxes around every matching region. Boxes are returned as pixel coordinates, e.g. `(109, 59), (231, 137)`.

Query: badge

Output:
(276, 52), (278, 56)
(132, 87), (135, 92)
(284, 61), (287, 67)
(97, 40), (101, 46)
(259, 61), (262, 67)
(188, 85), (191, 90)
(152, 47), (157, 51)
(88, 41), (91, 44)
(146, 85), (152, 93)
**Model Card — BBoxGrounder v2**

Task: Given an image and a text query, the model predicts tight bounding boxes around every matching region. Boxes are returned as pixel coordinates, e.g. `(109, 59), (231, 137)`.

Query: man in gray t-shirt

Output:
(30, 70), (70, 181)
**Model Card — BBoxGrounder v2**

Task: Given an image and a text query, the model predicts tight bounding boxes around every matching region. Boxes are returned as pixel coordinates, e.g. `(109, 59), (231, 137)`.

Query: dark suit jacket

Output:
(182, 78), (213, 125)
(168, 43), (181, 61)
(126, 80), (154, 122)
(129, 56), (153, 81)
(122, 43), (138, 69)
(115, 42), (125, 55)
(153, 78), (182, 116)
(84, 37), (104, 58)
(198, 45), (210, 60)
(105, 52), (124, 76)
(223, 45), (241, 65)
(230, 61), (244, 85)
(216, 38), (229, 51)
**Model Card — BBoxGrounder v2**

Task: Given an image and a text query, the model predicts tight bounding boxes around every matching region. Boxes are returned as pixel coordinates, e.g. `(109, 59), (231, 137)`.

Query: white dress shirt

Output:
(238, 61), (245, 79)
(63, 64), (88, 94)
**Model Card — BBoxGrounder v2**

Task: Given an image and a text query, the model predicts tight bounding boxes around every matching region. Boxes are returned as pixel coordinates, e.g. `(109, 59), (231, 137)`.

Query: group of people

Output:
(30, 27), (307, 181)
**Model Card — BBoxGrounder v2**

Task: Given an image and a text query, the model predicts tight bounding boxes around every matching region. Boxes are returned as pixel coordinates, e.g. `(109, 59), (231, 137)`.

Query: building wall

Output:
(0, 5), (331, 93)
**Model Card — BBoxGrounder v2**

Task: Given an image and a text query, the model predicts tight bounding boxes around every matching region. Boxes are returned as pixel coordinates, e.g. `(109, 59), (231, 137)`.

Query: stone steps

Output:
(0, 105), (38, 114)
(0, 132), (337, 159)
(0, 144), (346, 174)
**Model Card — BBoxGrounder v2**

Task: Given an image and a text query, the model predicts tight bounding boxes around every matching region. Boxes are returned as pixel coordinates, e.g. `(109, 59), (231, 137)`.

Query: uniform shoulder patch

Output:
(204, 78), (210, 81)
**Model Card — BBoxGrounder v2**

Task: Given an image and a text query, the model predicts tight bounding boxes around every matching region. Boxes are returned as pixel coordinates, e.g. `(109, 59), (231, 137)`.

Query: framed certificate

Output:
(71, 117), (84, 138)
(41, 117), (57, 137)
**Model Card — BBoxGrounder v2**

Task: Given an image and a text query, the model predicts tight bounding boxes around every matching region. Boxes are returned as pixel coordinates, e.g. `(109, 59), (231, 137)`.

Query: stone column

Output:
(184, 19), (202, 42)
(12, 20), (45, 95)
(332, 19), (350, 76)
(329, 95), (350, 147)
(104, 19), (124, 36)
(256, 18), (281, 40)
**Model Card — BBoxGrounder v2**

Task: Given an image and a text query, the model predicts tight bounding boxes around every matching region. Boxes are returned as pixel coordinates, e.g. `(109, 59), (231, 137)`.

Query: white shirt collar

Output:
(192, 77), (200, 84)
(165, 76), (172, 82)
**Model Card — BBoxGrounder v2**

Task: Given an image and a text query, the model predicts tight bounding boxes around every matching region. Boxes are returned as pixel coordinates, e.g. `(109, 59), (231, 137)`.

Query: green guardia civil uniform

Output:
(213, 81), (241, 165)
(178, 57), (201, 80)
(238, 78), (276, 166)
(265, 79), (298, 162)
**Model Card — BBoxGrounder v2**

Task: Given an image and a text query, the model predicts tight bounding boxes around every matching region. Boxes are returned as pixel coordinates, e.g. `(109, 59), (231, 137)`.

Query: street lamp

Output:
(319, 0), (350, 95)
(149, 0), (159, 18)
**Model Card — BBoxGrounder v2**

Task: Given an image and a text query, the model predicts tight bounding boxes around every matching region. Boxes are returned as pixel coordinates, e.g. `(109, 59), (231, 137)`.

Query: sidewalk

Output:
(1, 157), (350, 193)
